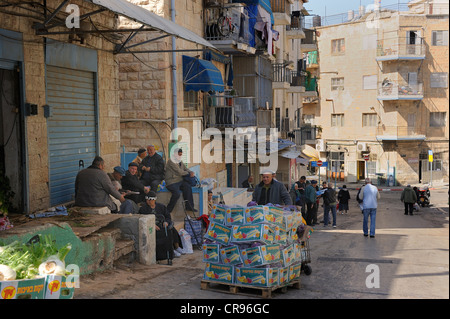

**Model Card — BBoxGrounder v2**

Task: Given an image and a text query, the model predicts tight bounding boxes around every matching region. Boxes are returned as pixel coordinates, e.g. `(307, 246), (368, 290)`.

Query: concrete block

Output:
(73, 206), (111, 215)
(111, 214), (156, 265)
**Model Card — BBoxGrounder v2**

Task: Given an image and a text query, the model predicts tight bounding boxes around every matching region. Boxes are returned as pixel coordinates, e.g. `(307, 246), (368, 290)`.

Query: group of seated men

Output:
(74, 145), (196, 215)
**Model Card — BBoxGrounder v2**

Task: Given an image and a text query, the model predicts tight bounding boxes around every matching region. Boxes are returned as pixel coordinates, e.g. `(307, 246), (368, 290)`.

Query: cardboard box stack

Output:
(202, 204), (307, 288)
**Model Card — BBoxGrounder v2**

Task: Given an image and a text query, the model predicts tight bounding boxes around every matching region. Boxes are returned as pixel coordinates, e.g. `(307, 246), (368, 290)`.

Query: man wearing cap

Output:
(108, 166), (127, 191)
(140, 144), (165, 192)
(165, 148), (196, 214)
(107, 166), (140, 214)
(75, 156), (125, 212)
(121, 162), (150, 204)
(252, 170), (292, 206)
(139, 191), (183, 263)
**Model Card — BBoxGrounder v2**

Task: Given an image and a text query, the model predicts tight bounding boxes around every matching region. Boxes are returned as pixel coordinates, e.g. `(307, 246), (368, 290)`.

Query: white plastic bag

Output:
(179, 229), (194, 254)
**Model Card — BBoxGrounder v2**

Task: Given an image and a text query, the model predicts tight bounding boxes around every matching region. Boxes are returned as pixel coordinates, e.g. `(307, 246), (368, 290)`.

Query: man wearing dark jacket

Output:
(252, 171), (292, 205)
(323, 183), (337, 228)
(139, 192), (182, 263)
(122, 162), (150, 204)
(140, 145), (165, 192)
(75, 156), (125, 212)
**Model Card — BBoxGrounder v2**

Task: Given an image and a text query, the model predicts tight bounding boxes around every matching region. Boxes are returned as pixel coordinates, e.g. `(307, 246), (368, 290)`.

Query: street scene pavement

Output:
(75, 185), (449, 299)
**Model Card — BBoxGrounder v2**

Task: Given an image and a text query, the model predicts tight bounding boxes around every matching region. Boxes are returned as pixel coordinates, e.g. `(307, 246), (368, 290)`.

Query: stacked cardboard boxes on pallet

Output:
(202, 204), (306, 289)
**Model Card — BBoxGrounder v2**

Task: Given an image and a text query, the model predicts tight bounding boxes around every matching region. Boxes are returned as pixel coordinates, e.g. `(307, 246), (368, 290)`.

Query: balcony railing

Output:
(290, 71), (306, 87)
(204, 5), (252, 47)
(376, 126), (426, 139)
(270, 0), (290, 15)
(376, 38), (425, 61)
(206, 94), (258, 128)
(273, 63), (292, 83)
(377, 80), (424, 100)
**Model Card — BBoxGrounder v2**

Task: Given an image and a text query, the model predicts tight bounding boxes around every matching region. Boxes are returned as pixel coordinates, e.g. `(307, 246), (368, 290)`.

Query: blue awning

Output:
(182, 55), (225, 93)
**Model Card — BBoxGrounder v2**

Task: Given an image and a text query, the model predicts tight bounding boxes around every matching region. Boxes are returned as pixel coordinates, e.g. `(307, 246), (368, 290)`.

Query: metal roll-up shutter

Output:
(46, 65), (97, 206)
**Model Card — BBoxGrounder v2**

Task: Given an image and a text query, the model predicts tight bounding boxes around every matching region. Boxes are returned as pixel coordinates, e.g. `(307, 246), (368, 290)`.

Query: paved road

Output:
(76, 187), (449, 299)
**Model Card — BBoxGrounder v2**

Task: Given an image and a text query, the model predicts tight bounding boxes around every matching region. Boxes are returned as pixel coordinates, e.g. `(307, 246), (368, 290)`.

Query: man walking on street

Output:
(323, 183), (337, 228)
(401, 184), (417, 216)
(360, 178), (380, 238)
(304, 180), (318, 226)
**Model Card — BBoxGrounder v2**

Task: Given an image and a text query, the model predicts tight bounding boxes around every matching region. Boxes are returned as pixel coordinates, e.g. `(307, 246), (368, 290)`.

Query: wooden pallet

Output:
(200, 278), (301, 299)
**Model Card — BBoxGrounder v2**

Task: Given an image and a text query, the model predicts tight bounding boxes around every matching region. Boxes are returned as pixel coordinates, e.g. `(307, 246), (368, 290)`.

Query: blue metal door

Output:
(46, 65), (97, 206)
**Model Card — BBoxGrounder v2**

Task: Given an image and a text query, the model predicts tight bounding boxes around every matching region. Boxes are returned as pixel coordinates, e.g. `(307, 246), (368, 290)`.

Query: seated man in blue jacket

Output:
(252, 170), (292, 206)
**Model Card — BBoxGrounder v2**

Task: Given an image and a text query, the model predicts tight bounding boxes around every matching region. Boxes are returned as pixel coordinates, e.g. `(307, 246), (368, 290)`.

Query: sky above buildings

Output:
(305, 0), (405, 16)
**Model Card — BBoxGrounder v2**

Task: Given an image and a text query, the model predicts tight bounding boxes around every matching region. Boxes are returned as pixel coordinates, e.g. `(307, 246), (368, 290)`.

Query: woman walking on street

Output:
(338, 185), (351, 214)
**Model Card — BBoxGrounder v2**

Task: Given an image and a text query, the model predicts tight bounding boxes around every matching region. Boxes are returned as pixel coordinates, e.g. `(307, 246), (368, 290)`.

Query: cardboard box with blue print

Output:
(202, 244), (220, 263)
(209, 205), (227, 224)
(225, 206), (246, 226)
(230, 224), (274, 244)
(219, 245), (242, 265)
(244, 206), (284, 227)
(203, 262), (234, 284)
(235, 266), (278, 287)
(205, 221), (232, 245)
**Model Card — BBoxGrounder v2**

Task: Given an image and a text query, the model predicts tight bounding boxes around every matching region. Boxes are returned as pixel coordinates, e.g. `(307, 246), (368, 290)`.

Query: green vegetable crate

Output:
(43, 275), (75, 299)
(0, 277), (46, 299)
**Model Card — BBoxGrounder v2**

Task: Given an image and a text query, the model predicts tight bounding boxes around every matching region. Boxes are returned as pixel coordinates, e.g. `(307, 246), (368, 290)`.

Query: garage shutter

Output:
(46, 65), (97, 206)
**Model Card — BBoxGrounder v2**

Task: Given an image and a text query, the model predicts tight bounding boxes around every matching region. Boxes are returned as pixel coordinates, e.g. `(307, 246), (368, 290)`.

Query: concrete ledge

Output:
(73, 206), (111, 215)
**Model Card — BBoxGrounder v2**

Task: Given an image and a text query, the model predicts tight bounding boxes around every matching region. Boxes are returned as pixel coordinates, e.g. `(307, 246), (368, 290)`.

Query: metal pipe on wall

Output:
(171, 0), (178, 130)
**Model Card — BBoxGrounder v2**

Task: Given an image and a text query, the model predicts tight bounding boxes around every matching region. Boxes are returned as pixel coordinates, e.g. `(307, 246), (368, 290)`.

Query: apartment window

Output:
(432, 30), (449, 46)
(184, 90), (199, 111)
(331, 114), (344, 127)
(330, 152), (344, 172)
(331, 77), (344, 91)
(276, 107), (281, 131)
(331, 38), (345, 54)
(429, 112), (446, 127)
(430, 73), (448, 88)
(362, 113), (378, 127)
(303, 114), (315, 125)
(363, 75), (377, 90)
(367, 162), (377, 176)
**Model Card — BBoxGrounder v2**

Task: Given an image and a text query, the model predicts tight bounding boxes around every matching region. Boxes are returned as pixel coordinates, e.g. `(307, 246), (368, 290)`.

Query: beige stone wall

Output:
(315, 12), (449, 184)
(118, 0), (227, 179)
(1, 0), (120, 212)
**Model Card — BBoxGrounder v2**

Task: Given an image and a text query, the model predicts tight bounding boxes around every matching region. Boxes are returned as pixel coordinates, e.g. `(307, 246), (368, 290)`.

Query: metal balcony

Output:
(376, 38), (426, 61)
(377, 80), (424, 101)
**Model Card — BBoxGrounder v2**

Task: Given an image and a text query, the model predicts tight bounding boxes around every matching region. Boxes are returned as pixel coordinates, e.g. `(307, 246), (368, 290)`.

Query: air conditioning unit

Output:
(316, 139), (326, 152)
(357, 142), (368, 152)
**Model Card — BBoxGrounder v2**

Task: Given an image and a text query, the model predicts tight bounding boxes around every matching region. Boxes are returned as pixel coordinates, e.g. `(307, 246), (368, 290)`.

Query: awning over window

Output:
(182, 55), (225, 93)
(301, 144), (320, 161)
(85, 0), (216, 50)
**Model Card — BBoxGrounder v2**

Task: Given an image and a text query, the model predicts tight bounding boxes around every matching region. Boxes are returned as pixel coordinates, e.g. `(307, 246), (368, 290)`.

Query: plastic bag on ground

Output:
(179, 229), (193, 254)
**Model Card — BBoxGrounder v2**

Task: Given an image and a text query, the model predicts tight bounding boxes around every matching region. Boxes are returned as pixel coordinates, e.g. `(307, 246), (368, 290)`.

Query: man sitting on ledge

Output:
(75, 156), (126, 213)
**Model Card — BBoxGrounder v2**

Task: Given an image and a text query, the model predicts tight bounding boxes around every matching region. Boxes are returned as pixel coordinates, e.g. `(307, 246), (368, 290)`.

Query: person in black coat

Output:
(121, 162), (150, 204)
(139, 192), (182, 264)
(337, 185), (351, 214)
(140, 145), (165, 192)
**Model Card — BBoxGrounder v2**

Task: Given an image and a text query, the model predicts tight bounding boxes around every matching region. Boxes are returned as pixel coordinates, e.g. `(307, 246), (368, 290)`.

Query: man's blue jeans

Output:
(324, 204), (337, 226)
(166, 180), (194, 214)
(363, 208), (377, 236)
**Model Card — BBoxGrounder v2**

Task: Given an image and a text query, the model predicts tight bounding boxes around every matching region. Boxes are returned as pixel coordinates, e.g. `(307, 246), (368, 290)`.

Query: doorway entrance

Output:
(1, 65), (24, 213)
(357, 160), (365, 181)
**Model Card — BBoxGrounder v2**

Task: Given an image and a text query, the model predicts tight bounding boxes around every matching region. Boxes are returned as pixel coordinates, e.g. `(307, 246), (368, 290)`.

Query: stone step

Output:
(114, 238), (136, 261)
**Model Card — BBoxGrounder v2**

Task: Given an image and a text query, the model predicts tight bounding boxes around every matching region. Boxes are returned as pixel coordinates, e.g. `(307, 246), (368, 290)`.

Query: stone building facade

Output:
(1, 0), (120, 213)
(314, 3), (448, 185)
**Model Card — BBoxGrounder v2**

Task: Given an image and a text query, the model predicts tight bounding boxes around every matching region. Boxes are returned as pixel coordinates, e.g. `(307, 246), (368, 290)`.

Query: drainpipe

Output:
(171, 0), (178, 130)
